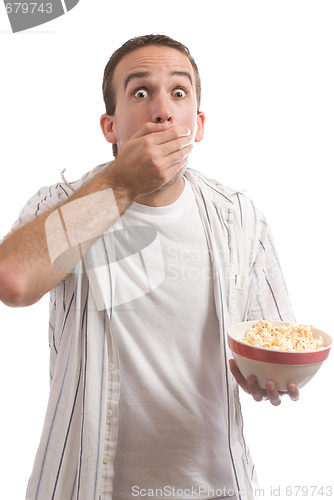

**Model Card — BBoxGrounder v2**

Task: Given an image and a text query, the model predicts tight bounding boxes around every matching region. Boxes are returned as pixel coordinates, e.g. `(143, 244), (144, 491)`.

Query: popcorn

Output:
(240, 320), (324, 352)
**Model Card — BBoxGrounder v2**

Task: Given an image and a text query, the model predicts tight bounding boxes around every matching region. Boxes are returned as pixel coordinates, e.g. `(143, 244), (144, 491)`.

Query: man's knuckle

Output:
(146, 150), (156, 162)
(145, 146), (161, 164)
(142, 136), (153, 148)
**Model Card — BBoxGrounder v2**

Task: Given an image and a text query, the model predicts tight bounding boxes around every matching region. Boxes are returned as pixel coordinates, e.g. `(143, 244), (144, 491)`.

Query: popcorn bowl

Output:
(228, 321), (332, 391)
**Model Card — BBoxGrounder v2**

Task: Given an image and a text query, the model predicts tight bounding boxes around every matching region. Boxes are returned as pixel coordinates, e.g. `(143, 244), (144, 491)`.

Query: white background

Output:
(0, 1), (333, 498)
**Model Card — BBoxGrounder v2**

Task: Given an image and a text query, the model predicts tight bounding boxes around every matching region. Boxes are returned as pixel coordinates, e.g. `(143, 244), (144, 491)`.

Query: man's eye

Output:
(173, 88), (187, 98)
(134, 89), (149, 99)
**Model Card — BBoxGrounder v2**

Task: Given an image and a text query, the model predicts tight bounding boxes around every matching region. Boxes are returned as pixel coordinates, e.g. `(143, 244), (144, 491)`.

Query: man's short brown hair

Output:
(102, 34), (202, 156)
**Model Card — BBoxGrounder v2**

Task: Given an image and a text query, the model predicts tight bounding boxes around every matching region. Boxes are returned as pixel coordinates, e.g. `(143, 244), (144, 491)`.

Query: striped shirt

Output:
(13, 165), (294, 500)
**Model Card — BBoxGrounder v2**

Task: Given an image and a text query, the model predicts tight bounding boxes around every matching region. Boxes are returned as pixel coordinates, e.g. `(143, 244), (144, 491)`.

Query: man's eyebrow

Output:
(124, 72), (150, 90)
(124, 70), (193, 90)
(171, 71), (193, 85)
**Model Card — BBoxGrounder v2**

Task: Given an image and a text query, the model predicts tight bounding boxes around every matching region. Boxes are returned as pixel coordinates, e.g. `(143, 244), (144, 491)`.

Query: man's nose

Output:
(152, 94), (173, 124)
(156, 115), (172, 123)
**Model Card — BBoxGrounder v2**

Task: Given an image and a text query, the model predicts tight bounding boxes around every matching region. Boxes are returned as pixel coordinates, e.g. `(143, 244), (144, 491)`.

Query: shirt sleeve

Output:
(8, 164), (108, 235)
(248, 212), (295, 322)
(9, 182), (73, 234)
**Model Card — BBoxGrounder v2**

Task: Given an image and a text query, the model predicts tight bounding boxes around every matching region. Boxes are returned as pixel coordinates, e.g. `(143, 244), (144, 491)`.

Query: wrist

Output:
(104, 159), (134, 206)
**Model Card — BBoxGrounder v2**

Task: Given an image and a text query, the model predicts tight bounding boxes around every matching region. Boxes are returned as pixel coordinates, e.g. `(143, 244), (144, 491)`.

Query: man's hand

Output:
(229, 359), (300, 406)
(0, 122), (194, 307)
(109, 122), (194, 200)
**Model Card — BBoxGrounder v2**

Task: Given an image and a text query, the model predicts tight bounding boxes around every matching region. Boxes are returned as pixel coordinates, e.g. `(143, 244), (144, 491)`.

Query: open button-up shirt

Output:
(13, 166), (294, 500)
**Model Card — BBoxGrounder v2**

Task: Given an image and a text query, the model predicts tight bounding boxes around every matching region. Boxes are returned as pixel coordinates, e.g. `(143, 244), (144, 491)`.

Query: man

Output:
(0, 35), (299, 500)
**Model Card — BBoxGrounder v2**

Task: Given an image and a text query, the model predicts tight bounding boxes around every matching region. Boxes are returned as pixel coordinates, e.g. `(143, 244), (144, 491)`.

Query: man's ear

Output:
(100, 114), (117, 143)
(194, 112), (205, 143)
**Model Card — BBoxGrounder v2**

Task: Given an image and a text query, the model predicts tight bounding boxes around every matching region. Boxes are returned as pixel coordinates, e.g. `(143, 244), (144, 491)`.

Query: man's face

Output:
(108, 45), (205, 151)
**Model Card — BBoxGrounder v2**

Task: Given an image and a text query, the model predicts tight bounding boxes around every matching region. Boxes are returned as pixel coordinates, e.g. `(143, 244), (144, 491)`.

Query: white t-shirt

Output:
(111, 178), (235, 499)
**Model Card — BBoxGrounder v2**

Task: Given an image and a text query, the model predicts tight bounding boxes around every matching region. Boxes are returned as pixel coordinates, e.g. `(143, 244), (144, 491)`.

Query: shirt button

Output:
(108, 362), (115, 371)
(103, 456), (111, 464)
(107, 409), (113, 418)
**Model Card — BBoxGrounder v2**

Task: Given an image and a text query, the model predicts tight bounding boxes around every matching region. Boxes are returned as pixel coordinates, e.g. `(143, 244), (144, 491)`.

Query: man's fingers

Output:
(247, 375), (266, 402)
(165, 143), (193, 168)
(160, 144), (194, 187)
(229, 358), (300, 406)
(265, 380), (281, 406)
(160, 135), (194, 159)
(132, 122), (191, 143)
(287, 383), (300, 401)
(131, 121), (168, 138)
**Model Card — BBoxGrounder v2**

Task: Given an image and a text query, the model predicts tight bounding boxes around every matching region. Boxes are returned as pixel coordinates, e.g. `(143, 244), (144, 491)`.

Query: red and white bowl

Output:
(228, 320), (332, 391)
